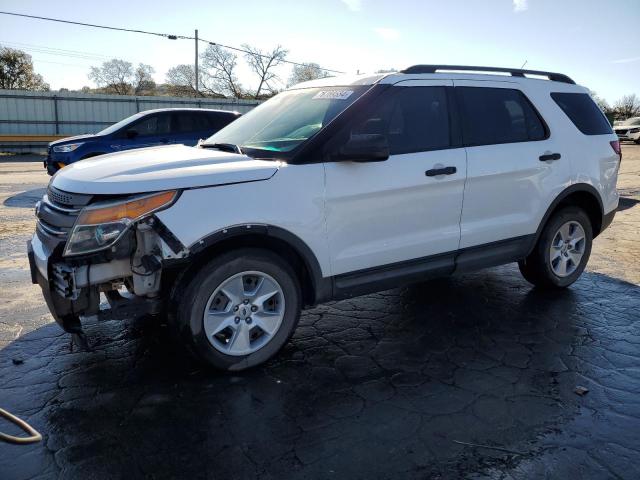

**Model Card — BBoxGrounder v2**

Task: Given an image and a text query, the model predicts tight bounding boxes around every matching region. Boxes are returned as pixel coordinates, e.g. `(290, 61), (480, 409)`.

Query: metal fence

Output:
(0, 89), (260, 152)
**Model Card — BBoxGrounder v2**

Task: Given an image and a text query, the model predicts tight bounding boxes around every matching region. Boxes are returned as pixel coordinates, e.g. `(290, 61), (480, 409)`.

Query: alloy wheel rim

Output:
(203, 271), (285, 356)
(549, 221), (586, 278)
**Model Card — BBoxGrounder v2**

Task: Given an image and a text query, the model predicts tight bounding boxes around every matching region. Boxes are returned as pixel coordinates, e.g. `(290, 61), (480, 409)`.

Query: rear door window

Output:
(458, 87), (547, 146)
(129, 113), (171, 137)
(207, 113), (236, 131)
(551, 92), (613, 135)
(174, 112), (210, 133)
(352, 86), (451, 154)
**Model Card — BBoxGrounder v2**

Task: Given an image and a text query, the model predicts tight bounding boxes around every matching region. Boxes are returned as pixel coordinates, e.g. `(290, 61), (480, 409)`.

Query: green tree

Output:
(0, 47), (49, 91)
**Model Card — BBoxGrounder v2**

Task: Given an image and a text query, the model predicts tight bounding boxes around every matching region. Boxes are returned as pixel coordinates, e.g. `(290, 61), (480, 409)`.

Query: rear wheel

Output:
(176, 248), (302, 371)
(519, 206), (593, 289)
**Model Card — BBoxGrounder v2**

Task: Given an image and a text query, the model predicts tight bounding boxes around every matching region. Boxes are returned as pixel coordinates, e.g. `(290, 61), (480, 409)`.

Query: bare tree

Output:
(287, 62), (330, 86)
(200, 45), (243, 98)
(242, 44), (288, 98)
(0, 47), (49, 91)
(165, 64), (201, 96)
(614, 94), (640, 119)
(134, 63), (156, 95)
(88, 59), (134, 95)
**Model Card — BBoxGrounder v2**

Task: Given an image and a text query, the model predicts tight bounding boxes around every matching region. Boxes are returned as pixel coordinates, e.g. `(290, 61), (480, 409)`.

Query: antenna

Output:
(520, 60), (528, 69)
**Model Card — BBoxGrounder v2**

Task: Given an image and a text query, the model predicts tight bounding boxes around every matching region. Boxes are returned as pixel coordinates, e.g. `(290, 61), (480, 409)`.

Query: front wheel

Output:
(176, 248), (302, 371)
(519, 206), (593, 289)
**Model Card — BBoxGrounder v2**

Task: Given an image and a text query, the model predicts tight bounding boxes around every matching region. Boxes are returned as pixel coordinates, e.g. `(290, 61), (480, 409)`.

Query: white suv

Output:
(614, 116), (640, 143)
(28, 65), (621, 370)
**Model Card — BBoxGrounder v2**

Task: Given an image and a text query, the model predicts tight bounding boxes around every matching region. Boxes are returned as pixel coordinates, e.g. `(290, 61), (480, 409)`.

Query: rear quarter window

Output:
(458, 87), (547, 147)
(208, 113), (237, 131)
(550, 92), (613, 135)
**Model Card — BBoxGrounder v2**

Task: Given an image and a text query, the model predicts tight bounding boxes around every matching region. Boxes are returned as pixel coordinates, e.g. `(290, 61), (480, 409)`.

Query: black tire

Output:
(46, 163), (58, 176)
(176, 248), (302, 371)
(518, 206), (593, 289)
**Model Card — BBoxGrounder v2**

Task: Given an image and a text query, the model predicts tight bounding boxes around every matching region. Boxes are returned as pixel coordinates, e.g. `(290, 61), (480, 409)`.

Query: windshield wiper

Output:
(200, 142), (242, 154)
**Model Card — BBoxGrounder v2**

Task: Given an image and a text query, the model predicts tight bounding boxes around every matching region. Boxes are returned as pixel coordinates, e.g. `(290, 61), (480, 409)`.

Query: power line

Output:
(0, 11), (185, 40)
(0, 10), (345, 74)
(29, 58), (93, 69)
(0, 41), (111, 62)
(0, 40), (112, 61)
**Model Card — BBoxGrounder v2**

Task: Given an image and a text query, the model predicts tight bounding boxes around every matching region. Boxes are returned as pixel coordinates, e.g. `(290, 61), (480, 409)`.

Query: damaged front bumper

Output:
(28, 235), (84, 333)
(28, 217), (184, 334)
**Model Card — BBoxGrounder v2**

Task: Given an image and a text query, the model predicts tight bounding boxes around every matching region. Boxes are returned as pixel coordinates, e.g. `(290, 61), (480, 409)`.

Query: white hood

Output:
(51, 144), (280, 195)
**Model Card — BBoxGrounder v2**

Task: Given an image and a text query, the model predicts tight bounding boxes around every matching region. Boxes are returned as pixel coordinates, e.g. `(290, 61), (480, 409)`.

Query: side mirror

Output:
(125, 129), (138, 139)
(334, 134), (389, 162)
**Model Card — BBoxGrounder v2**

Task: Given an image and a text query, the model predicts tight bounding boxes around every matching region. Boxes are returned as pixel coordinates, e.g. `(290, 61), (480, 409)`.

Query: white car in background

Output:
(614, 116), (640, 143)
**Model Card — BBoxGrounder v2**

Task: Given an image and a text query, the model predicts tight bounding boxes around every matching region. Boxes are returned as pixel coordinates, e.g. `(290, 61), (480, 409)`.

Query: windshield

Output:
(621, 117), (640, 126)
(203, 86), (369, 158)
(98, 112), (146, 136)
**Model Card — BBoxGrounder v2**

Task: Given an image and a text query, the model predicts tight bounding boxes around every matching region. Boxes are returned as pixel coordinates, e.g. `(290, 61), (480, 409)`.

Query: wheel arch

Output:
(177, 225), (331, 307)
(531, 184), (605, 254)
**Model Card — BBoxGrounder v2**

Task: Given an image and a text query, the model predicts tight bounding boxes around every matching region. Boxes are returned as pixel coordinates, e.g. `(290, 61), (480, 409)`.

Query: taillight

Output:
(610, 140), (622, 163)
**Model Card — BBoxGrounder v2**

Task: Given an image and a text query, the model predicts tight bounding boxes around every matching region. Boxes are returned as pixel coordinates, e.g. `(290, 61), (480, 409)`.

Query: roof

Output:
(137, 108), (241, 115)
(287, 65), (580, 90)
(400, 65), (575, 84)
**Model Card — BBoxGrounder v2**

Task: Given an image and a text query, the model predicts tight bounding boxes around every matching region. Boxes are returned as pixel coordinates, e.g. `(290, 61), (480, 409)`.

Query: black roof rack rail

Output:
(400, 65), (575, 84)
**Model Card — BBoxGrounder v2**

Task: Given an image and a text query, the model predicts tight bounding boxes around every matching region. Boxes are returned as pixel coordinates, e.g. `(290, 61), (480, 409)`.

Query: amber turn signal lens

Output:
(77, 191), (177, 225)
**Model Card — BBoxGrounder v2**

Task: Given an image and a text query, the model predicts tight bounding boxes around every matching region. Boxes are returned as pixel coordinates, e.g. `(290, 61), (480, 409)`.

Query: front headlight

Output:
(64, 190), (178, 256)
(629, 128), (640, 134)
(53, 143), (84, 153)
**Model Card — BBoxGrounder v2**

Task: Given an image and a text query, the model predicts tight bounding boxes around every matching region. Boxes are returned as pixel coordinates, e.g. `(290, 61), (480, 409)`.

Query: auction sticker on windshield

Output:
(312, 90), (354, 100)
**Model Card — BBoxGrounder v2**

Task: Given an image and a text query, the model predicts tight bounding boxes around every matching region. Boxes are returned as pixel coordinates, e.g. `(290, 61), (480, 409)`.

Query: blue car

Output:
(45, 108), (241, 175)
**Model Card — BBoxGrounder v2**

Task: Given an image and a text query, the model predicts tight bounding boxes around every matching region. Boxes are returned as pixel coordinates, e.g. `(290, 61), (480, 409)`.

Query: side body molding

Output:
(188, 224), (333, 305)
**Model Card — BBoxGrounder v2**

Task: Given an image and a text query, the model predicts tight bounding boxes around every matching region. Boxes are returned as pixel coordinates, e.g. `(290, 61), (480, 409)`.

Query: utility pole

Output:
(195, 29), (199, 95)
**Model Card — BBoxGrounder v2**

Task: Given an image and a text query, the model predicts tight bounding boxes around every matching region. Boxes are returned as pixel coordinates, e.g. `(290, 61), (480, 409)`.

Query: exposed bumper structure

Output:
(28, 215), (173, 334)
(28, 237), (83, 333)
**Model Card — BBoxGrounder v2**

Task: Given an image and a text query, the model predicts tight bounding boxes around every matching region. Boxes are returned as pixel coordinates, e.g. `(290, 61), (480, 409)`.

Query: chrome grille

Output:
(46, 186), (92, 206)
(36, 187), (92, 240)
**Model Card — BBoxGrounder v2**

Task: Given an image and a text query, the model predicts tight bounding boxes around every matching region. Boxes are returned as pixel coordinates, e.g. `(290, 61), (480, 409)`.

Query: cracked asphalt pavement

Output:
(1, 147), (639, 479)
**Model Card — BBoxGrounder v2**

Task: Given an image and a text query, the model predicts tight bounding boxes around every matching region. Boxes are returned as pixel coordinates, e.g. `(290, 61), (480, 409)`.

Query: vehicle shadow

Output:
(1, 265), (639, 479)
(618, 195), (640, 212)
(3, 187), (46, 208)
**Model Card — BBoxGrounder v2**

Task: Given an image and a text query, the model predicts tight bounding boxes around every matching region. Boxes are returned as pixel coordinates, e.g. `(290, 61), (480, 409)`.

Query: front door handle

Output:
(425, 166), (457, 177)
(539, 153), (561, 161)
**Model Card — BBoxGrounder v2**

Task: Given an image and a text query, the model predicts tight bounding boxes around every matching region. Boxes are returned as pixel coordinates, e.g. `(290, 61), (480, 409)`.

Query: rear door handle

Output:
(425, 166), (457, 176)
(539, 153), (561, 161)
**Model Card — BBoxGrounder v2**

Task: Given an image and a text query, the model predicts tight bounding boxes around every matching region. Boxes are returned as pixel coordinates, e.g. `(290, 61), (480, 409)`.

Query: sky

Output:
(0, 0), (638, 103)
